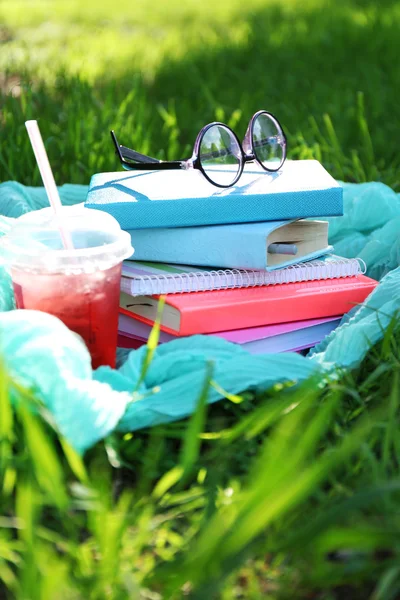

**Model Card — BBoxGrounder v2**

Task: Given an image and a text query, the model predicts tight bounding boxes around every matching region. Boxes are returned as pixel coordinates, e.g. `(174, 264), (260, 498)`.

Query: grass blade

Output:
(179, 361), (213, 483)
(136, 296), (165, 390)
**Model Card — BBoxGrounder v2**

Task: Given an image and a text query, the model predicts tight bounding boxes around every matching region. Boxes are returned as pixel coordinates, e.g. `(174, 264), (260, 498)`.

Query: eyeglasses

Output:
(110, 110), (287, 188)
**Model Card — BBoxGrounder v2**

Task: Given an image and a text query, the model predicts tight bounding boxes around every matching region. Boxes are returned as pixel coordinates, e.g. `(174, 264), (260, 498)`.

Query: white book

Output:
(120, 254), (365, 297)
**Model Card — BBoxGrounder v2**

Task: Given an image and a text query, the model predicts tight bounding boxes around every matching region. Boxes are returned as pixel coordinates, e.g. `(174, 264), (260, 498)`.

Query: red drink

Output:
(12, 263), (122, 369)
(2, 205), (133, 370)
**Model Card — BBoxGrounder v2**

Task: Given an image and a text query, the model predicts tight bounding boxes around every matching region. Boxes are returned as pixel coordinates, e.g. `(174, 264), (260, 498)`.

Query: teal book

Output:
(85, 160), (343, 230)
(126, 219), (332, 270)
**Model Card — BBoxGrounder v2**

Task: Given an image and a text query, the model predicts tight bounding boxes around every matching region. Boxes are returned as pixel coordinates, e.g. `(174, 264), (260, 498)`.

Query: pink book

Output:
(120, 275), (378, 336)
(119, 313), (338, 342)
(118, 315), (342, 354)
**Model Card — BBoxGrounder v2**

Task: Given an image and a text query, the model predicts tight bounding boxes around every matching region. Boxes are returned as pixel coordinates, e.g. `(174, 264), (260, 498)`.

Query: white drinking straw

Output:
(25, 120), (74, 250)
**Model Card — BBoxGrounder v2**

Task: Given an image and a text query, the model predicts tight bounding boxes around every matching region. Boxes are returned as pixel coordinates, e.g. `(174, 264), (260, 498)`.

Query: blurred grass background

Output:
(1, 1), (400, 598)
(1, 0), (400, 187)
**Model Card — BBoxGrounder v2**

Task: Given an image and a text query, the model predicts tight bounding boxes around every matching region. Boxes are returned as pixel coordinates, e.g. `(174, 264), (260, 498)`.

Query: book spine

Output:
(120, 257), (363, 296)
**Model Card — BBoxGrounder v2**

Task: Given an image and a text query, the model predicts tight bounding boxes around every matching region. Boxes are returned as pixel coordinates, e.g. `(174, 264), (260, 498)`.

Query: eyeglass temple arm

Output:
(110, 131), (187, 170)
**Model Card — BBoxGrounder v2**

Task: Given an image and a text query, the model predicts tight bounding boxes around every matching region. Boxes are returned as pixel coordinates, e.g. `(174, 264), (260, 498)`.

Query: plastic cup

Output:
(1, 205), (133, 369)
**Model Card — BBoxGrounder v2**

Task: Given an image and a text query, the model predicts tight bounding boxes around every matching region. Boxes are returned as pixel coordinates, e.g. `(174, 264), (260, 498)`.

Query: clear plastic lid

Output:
(0, 204), (134, 273)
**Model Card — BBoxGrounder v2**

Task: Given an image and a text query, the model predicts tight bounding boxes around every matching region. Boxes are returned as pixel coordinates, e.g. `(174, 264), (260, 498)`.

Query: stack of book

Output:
(85, 160), (378, 354)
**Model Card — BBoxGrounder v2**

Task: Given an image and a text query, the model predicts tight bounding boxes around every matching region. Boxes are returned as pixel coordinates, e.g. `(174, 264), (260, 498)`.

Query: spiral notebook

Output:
(121, 255), (365, 297)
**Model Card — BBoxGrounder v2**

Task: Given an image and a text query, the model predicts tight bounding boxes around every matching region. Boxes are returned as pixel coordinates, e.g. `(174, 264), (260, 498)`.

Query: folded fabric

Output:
(323, 181), (400, 280)
(0, 179), (399, 453)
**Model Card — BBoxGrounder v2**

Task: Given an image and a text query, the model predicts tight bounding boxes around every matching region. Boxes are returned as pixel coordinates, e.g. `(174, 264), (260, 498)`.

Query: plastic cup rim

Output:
(1, 230), (134, 272)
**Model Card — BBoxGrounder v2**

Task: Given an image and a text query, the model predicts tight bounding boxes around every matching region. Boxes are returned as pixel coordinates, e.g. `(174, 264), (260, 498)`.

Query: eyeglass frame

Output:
(110, 110), (287, 189)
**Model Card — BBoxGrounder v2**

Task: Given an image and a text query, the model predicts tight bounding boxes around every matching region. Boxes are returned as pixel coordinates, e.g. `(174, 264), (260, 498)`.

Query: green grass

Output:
(1, 0), (400, 597)
(1, 329), (400, 599)
(2, 0), (400, 187)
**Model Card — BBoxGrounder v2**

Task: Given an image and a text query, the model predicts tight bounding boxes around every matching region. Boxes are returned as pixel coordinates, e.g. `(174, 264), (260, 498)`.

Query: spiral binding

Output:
(120, 256), (364, 297)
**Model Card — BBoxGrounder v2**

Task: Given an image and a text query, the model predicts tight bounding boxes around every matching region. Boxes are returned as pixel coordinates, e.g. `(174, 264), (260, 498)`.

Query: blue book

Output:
(85, 160), (343, 230)
(125, 219), (331, 270)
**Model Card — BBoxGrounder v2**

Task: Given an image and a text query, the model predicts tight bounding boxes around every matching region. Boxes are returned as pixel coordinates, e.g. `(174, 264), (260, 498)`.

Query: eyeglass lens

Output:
(199, 124), (242, 187)
(252, 113), (284, 171)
